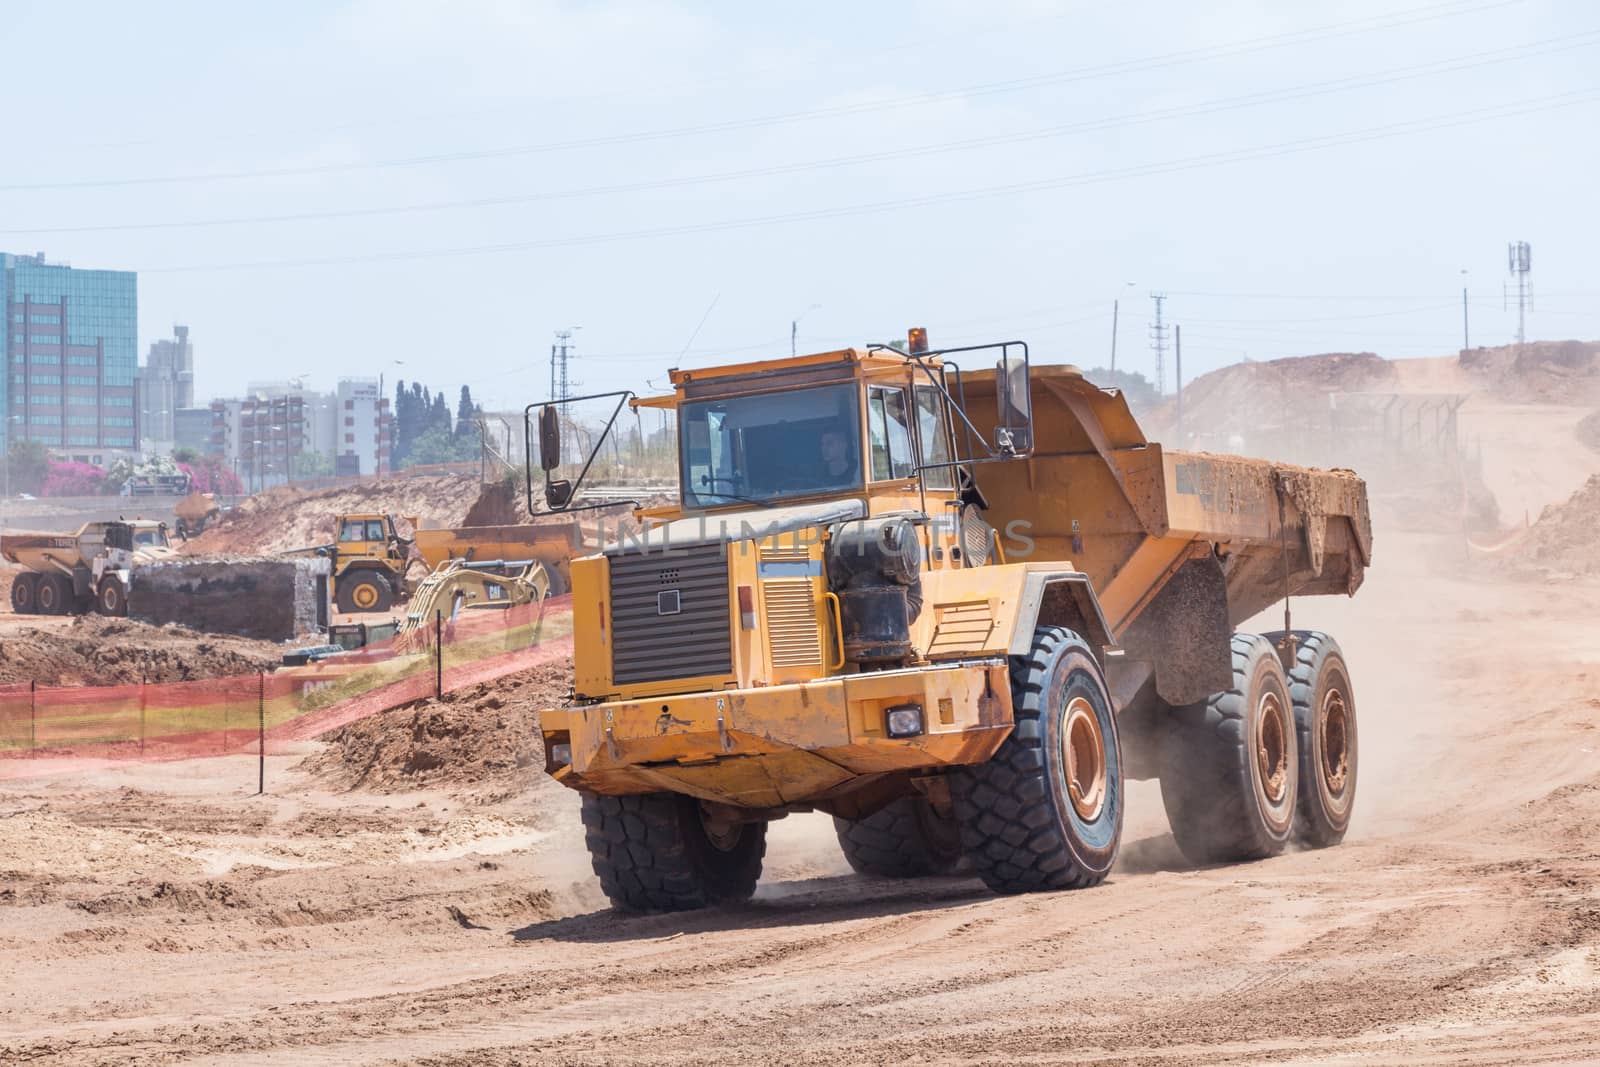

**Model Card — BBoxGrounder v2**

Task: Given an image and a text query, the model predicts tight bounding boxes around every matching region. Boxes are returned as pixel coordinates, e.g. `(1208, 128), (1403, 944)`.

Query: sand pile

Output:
(300, 661), (570, 798)
(1146, 351), (1396, 449)
(1461, 340), (1600, 404)
(181, 475), (488, 556)
(1504, 473), (1600, 575)
(0, 616), (281, 686)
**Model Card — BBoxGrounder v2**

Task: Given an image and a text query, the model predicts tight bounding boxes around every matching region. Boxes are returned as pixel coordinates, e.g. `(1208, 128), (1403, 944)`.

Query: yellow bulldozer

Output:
(530, 332), (1372, 912)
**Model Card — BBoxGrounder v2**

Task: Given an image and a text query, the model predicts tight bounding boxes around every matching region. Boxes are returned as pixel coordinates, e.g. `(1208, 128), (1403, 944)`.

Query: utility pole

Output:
(1174, 325), (1184, 440)
(550, 328), (580, 459)
(791, 304), (820, 358)
(1148, 293), (1169, 394)
(1109, 299), (1120, 374)
(1462, 286), (1470, 351)
(1507, 241), (1532, 346)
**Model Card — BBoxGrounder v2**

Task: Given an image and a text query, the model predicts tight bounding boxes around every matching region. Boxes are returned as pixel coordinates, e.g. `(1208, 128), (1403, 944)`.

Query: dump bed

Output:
(963, 365), (1371, 634)
(1, 530), (90, 571)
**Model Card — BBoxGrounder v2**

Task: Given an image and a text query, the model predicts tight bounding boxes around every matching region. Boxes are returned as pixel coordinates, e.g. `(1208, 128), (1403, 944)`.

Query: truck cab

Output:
(328, 513), (410, 613)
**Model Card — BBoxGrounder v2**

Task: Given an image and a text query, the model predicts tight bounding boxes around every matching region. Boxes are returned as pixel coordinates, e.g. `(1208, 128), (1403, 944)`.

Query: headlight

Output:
(885, 704), (925, 738)
(550, 743), (572, 766)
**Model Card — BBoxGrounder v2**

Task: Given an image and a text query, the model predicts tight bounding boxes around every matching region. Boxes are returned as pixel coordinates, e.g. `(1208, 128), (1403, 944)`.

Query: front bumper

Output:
(540, 659), (1014, 809)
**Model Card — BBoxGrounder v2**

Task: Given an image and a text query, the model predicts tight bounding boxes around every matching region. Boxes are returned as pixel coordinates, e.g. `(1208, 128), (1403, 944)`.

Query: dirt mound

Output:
(1148, 351), (1396, 447)
(0, 616), (281, 686)
(1576, 411), (1600, 453)
(1461, 340), (1600, 403)
(462, 478), (523, 526)
(1500, 473), (1600, 576)
(300, 660), (570, 798)
(181, 475), (488, 556)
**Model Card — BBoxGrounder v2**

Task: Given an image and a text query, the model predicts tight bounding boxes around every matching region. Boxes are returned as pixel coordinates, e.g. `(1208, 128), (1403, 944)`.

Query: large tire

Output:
(336, 571), (394, 613)
(10, 573), (38, 615)
(581, 792), (766, 912)
(36, 574), (71, 616)
(1160, 633), (1298, 865)
(833, 796), (963, 878)
(949, 627), (1123, 894)
(1263, 631), (1358, 848)
(96, 577), (128, 617)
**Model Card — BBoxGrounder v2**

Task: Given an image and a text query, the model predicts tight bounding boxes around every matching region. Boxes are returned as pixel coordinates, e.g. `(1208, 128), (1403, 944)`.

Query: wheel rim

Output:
(1320, 689), (1351, 797)
(39, 585), (56, 611)
(1062, 695), (1107, 822)
(1256, 690), (1290, 806)
(699, 805), (742, 852)
(352, 583), (380, 609)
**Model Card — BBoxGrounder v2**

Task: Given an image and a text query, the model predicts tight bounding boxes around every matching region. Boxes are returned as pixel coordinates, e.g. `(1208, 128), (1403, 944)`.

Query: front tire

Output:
(581, 792), (766, 912)
(1263, 631), (1358, 848)
(949, 627), (1123, 894)
(97, 577), (128, 617)
(834, 796), (963, 878)
(11, 573), (38, 615)
(1160, 633), (1298, 865)
(337, 572), (394, 613)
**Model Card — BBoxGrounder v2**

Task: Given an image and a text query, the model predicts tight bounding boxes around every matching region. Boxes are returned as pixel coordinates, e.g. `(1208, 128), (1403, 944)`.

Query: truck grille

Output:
(760, 545), (823, 669)
(609, 543), (732, 686)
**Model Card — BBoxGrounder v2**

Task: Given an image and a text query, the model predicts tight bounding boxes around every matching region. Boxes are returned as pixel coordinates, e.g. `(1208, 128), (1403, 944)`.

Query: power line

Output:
(9, 30), (1590, 235)
(134, 87), (1600, 276)
(0, 0), (1524, 194)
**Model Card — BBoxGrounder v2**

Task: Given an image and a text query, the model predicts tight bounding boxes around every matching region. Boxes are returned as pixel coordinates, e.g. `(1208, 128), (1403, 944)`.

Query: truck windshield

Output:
(680, 382), (862, 508)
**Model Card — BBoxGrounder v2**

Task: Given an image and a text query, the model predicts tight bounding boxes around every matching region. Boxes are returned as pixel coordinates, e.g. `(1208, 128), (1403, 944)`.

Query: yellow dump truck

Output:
(2, 519), (175, 616)
(532, 336), (1371, 911)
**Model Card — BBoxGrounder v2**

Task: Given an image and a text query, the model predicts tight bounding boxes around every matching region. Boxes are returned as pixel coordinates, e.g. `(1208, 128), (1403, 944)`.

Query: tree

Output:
(4, 439), (50, 496)
(403, 424), (477, 466)
(293, 451), (333, 478)
(455, 385), (477, 440)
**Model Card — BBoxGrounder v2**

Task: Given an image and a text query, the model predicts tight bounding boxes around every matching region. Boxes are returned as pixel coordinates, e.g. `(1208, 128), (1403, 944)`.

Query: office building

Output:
(173, 407), (212, 455)
(2, 252), (138, 458)
(136, 324), (196, 447)
(334, 378), (391, 477)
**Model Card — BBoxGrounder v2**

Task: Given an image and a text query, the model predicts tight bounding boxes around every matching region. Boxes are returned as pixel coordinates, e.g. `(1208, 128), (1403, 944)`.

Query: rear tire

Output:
(834, 796), (963, 878)
(10, 573), (38, 615)
(36, 574), (71, 616)
(581, 792), (766, 912)
(1160, 633), (1298, 865)
(1263, 631), (1358, 848)
(949, 626), (1123, 894)
(96, 577), (128, 617)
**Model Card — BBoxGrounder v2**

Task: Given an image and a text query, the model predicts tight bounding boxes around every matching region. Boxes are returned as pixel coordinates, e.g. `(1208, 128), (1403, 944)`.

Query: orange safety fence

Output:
(0, 593), (574, 781)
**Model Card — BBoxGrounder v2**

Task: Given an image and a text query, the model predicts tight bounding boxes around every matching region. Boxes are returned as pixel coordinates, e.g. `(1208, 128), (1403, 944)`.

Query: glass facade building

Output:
(2, 252), (138, 456)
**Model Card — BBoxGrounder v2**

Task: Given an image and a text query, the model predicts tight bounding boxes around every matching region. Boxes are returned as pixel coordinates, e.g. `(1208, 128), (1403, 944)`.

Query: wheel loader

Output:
(530, 333), (1371, 911)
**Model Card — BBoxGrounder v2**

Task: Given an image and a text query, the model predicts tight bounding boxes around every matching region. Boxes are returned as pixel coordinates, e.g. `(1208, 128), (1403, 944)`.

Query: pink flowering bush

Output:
(40, 460), (109, 497)
(178, 460), (242, 495)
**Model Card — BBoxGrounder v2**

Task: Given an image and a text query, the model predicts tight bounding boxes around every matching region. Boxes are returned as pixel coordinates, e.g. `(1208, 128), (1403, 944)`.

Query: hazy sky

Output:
(2, 0), (1595, 412)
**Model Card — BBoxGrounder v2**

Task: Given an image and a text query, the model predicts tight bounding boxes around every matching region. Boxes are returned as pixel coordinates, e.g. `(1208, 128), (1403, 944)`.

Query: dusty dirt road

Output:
(2, 523), (1596, 1066)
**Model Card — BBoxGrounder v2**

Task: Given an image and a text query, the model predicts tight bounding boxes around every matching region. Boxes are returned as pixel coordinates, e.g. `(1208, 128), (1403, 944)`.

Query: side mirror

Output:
(545, 478), (574, 510)
(995, 352), (1033, 453)
(538, 405), (561, 471)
